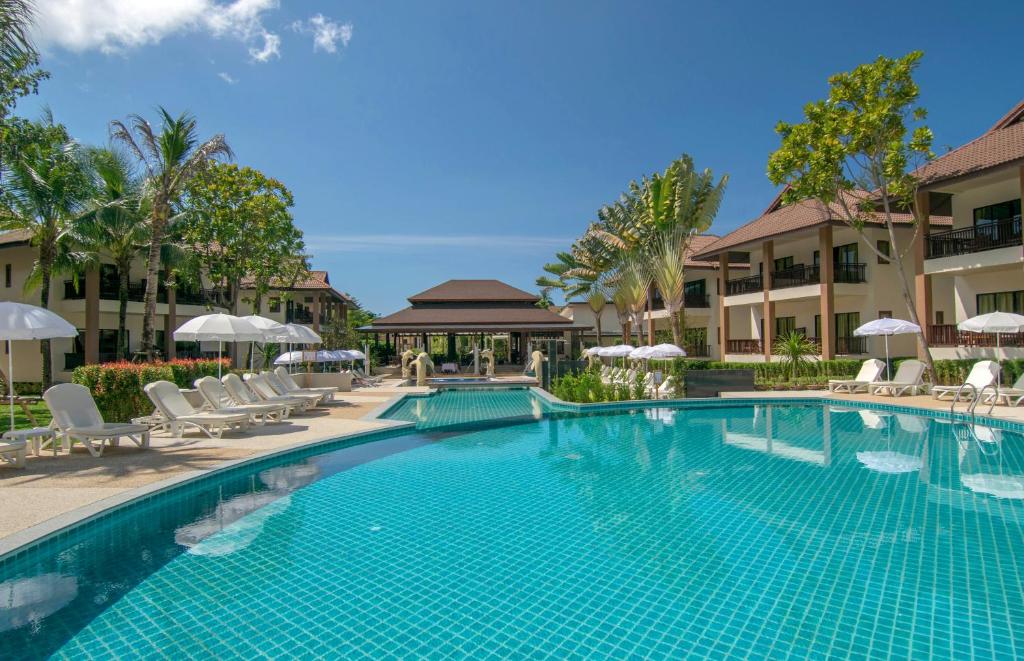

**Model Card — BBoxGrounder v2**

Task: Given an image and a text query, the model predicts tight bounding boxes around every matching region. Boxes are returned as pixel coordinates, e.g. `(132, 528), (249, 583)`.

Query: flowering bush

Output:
(72, 359), (229, 421)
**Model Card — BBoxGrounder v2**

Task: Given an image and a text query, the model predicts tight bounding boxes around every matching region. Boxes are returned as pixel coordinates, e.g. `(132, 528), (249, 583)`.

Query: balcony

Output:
(930, 324), (1024, 348)
(725, 274), (763, 296)
(726, 339), (763, 354)
(926, 216), (1022, 259)
(64, 280), (224, 307)
(684, 343), (710, 357)
(288, 308), (314, 324)
(683, 293), (710, 308)
(771, 264), (819, 289)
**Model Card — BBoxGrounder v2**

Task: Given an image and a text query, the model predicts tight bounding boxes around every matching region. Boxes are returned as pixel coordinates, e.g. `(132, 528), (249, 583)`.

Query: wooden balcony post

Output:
(312, 293), (321, 332)
(84, 266), (99, 364)
(762, 240), (775, 361)
(718, 254), (730, 357)
(914, 190), (932, 358)
(819, 225), (835, 359)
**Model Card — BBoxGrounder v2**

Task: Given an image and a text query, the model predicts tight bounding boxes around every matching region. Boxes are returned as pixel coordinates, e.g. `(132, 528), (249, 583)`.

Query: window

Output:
(935, 311), (944, 325)
(878, 311), (892, 319)
(877, 240), (891, 264)
(833, 243), (858, 265)
(812, 250), (820, 266)
(773, 256), (794, 272)
(269, 297), (281, 313)
(775, 316), (796, 337)
(835, 312), (860, 339)
(3, 264), (9, 288)
(304, 296), (313, 303)
(977, 290), (1024, 315)
(814, 314), (821, 339)
(685, 279), (706, 295)
(974, 199), (1021, 226)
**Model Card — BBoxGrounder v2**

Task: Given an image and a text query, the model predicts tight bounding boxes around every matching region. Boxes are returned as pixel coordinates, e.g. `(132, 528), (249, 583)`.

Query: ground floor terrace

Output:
(367, 326), (587, 369)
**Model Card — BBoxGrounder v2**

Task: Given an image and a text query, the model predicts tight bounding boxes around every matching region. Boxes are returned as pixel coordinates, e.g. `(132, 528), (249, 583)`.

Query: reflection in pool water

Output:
(1, 401), (1023, 658)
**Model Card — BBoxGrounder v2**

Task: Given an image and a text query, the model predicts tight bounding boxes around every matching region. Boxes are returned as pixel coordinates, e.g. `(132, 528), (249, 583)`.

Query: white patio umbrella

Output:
(646, 343), (687, 359)
(173, 314), (263, 378)
(0, 302), (77, 431)
(598, 343), (635, 368)
(240, 314), (288, 372)
(273, 324), (321, 373)
(274, 350), (333, 365)
(853, 317), (921, 381)
(957, 311), (1024, 390)
(584, 346), (602, 356)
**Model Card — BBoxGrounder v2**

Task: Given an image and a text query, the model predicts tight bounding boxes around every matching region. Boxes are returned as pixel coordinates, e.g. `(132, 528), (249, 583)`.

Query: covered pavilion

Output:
(360, 280), (588, 366)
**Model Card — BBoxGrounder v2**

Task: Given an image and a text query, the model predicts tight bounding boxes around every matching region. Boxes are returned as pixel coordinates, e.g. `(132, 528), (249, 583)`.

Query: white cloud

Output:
(217, 72), (238, 84)
(291, 14), (352, 54)
(33, 0), (282, 62)
(307, 234), (570, 253)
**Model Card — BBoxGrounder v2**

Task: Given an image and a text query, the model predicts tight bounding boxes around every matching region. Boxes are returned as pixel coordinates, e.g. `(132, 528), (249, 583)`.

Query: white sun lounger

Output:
(144, 381), (250, 438)
(272, 367), (337, 400)
(983, 373), (1024, 407)
(222, 373), (309, 413)
(194, 376), (289, 425)
(867, 360), (927, 397)
(44, 383), (151, 457)
(245, 374), (322, 408)
(931, 360), (1000, 402)
(828, 359), (886, 393)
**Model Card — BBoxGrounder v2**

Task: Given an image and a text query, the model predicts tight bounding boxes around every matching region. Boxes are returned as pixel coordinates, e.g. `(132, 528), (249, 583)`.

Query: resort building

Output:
(236, 271), (351, 333)
(914, 100), (1024, 359)
(693, 196), (953, 362)
(557, 301), (622, 347)
(362, 279), (587, 365)
(0, 231), (345, 383)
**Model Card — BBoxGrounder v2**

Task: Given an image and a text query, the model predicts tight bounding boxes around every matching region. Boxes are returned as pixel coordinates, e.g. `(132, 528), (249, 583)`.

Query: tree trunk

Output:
(117, 263), (130, 360)
(594, 313), (602, 347)
(39, 255), (52, 389)
(668, 305), (682, 346)
(141, 207), (168, 358)
(622, 319), (631, 344)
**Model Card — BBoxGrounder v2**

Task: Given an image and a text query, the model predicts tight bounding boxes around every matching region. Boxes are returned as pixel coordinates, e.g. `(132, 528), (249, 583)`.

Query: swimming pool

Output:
(2, 395), (1023, 658)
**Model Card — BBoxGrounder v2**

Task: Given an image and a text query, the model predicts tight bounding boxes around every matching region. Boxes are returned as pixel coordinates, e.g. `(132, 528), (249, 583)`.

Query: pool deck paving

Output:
(3, 380), (1024, 552)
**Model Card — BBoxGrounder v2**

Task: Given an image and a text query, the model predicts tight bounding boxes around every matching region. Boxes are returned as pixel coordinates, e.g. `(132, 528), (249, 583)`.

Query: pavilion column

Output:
(646, 286), (655, 346)
(718, 254), (730, 358)
(523, 331), (531, 366)
(165, 286), (177, 360)
(84, 266), (100, 364)
(913, 190), (932, 360)
(312, 293), (321, 332)
(819, 226), (835, 360)
(762, 240), (775, 361)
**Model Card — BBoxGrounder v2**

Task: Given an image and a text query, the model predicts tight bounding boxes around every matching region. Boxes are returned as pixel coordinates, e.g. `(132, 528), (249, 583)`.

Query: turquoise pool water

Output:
(382, 387), (549, 428)
(2, 397), (1023, 658)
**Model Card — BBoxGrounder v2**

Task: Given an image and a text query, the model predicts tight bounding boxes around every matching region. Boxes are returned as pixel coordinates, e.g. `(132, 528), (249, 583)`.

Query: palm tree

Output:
(73, 147), (150, 360)
(0, 114), (89, 386)
(651, 229), (687, 346)
(773, 331), (818, 381)
(584, 287), (607, 346)
(0, 0), (34, 74)
(110, 108), (231, 356)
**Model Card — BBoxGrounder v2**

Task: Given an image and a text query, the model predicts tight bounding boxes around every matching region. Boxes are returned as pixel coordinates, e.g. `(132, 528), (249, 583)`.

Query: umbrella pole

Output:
(998, 333), (1002, 390)
(8, 340), (14, 432)
(218, 341), (223, 379)
(885, 335), (890, 382)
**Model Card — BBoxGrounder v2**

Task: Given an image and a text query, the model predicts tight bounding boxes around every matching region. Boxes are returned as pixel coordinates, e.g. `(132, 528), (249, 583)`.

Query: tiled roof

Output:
(684, 234), (726, 268)
(695, 191), (949, 258)
(241, 270), (352, 302)
(366, 305), (581, 330)
(915, 99), (1024, 188)
(0, 229), (34, 246)
(407, 279), (539, 303)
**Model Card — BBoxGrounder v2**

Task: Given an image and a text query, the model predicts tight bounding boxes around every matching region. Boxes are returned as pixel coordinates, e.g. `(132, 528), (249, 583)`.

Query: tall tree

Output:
(0, 115), (89, 386)
(74, 147), (150, 359)
(0, 0), (47, 121)
(180, 162), (304, 315)
(110, 108), (231, 356)
(767, 51), (935, 376)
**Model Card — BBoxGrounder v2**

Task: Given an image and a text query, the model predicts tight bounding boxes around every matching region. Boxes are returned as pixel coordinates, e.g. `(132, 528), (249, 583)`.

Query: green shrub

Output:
(71, 358), (229, 422)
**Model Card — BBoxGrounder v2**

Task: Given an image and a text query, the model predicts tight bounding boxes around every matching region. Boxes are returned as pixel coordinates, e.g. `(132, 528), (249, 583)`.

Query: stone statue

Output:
(413, 352), (434, 386)
(585, 351), (598, 369)
(480, 348), (495, 377)
(400, 349), (416, 379)
(530, 350), (545, 385)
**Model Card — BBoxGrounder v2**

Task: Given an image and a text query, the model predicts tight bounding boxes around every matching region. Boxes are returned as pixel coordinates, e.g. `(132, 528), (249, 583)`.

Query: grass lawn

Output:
(0, 401), (52, 435)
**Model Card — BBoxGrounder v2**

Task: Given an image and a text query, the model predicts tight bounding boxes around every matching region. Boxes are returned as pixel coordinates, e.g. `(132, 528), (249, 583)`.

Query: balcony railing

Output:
(926, 215), (1022, 259)
(930, 324), (1024, 348)
(726, 339), (762, 354)
(835, 336), (869, 355)
(64, 280), (225, 307)
(684, 343), (710, 357)
(771, 264), (819, 289)
(683, 293), (710, 308)
(288, 309), (314, 324)
(725, 274), (763, 296)
(834, 263), (868, 284)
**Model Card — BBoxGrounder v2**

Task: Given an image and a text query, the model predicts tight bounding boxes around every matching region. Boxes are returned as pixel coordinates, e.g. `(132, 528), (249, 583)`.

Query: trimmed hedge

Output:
(72, 359), (227, 422)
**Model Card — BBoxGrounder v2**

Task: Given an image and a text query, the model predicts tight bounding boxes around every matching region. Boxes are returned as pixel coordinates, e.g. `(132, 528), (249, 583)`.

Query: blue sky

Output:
(22, 0), (1024, 313)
